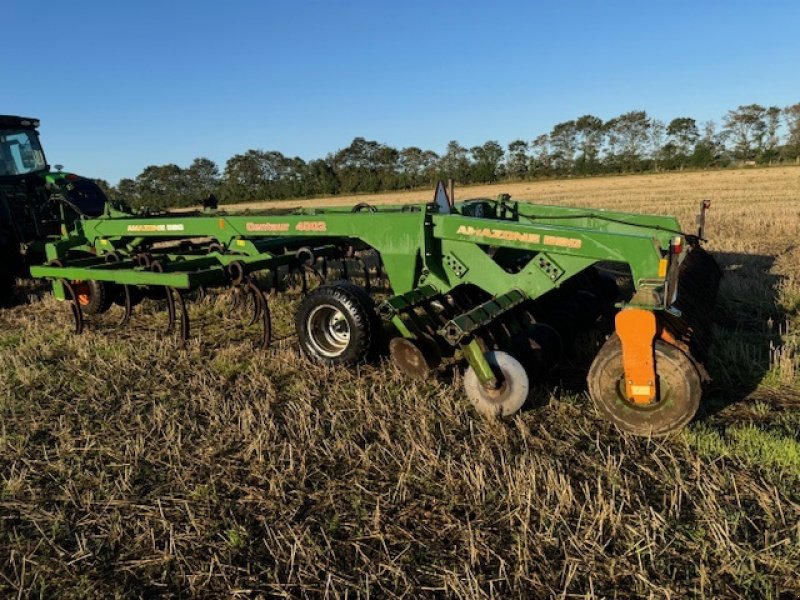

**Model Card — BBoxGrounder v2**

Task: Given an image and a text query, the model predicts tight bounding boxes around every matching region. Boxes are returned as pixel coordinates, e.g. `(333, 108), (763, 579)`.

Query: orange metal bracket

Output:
(615, 309), (658, 404)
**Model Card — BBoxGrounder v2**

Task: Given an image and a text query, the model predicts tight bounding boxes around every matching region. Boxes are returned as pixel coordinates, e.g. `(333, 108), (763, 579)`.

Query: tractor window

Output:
(0, 130), (47, 176)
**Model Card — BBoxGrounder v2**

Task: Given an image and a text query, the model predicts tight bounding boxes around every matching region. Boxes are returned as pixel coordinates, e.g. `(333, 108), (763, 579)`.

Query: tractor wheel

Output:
(587, 335), (701, 436)
(463, 350), (530, 417)
(296, 281), (378, 366)
(73, 280), (116, 315)
(0, 237), (18, 308)
(0, 263), (15, 307)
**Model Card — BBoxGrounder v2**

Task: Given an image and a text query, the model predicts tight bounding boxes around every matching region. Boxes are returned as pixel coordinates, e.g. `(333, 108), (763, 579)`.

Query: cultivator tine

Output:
(244, 280), (262, 327)
(318, 257), (328, 281)
(165, 286), (176, 333)
(60, 279), (84, 335)
(119, 285), (133, 326)
(172, 288), (190, 341)
(244, 276), (272, 348)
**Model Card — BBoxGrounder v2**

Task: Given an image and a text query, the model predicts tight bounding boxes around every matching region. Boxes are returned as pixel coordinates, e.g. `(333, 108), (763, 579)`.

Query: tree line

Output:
(97, 102), (800, 210)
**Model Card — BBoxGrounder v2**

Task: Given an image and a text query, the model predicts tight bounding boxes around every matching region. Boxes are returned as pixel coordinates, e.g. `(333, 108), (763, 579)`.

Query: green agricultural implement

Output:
(4, 116), (723, 436)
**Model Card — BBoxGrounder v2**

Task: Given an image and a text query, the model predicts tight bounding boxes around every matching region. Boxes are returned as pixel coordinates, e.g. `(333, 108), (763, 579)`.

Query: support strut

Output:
(615, 308), (657, 404)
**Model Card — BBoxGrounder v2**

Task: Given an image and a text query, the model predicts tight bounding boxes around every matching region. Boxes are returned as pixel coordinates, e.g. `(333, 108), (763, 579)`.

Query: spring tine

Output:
(165, 286), (176, 333)
(259, 290), (272, 349)
(120, 285), (133, 326)
(320, 257), (329, 281)
(171, 287), (190, 341)
(305, 264), (325, 285)
(244, 278), (271, 348)
(247, 280), (262, 326)
(61, 280), (84, 335)
(341, 258), (349, 281)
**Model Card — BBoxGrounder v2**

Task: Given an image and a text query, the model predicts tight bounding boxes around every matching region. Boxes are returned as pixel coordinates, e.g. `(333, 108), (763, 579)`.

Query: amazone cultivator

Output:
(29, 184), (721, 436)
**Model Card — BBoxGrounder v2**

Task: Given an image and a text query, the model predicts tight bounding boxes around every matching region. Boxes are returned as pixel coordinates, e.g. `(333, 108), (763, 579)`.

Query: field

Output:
(2, 166), (800, 598)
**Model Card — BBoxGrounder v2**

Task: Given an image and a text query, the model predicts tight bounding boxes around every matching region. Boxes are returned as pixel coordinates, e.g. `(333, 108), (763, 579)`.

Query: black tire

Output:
(77, 280), (116, 315)
(295, 281), (378, 366)
(0, 236), (18, 308)
(0, 263), (15, 308)
(587, 334), (701, 436)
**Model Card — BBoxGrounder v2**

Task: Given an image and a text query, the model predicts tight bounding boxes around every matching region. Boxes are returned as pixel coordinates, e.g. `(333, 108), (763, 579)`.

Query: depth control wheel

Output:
(72, 280), (115, 315)
(463, 350), (530, 417)
(587, 335), (701, 436)
(296, 281), (377, 366)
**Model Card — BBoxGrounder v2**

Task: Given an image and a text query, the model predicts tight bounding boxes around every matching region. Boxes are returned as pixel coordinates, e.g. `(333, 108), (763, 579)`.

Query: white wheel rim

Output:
(307, 304), (351, 357)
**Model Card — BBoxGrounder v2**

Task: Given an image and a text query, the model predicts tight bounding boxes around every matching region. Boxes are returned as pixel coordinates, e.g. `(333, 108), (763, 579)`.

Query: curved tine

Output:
(319, 257), (328, 282)
(228, 283), (243, 310)
(246, 279), (262, 326)
(61, 280), (84, 335)
(305, 263), (325, 285)
(275, 267), (286, 294)
(119, 285), (133, 326)
(164, 286), (176, 333)
(171, 287), (190, 342)
(196, 285), (207, 303)
(341, 257), (349, 281)
(257, 288), (272, 349)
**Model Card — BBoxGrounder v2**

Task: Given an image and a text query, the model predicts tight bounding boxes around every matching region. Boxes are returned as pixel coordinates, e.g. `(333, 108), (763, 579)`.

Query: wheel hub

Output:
(307, 304), (351, 357)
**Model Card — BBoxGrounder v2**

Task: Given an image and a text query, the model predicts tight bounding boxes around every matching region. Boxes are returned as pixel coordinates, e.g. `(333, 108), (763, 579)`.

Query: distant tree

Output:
(666, 117), (699, 167)
(574, 115), (604, 174)
(649, 119), (666, 170)
(470, 141), (504, 183)
(723, 104), (768, 161)
(399, 147), (424, 189)
(762, 106), (782, 163)
(116, 178), (139, 204)
(786, 103), (800, 160)
(135, 164), (187, 209)
(221, 149), (298, 201)
(439, 140), (472, 183)
(529, 134), (551, 176)
(690, 120), (721, 168)
(306, 158), (340, 196)
(549, 120), (577, 173)
(506, 139), (529, 180)
(186, 157), (220, 200)
(606, 111), (651, 171)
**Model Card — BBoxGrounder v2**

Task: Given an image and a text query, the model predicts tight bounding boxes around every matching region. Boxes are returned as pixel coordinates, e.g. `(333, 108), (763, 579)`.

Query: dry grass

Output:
(2, 166), (800, 598)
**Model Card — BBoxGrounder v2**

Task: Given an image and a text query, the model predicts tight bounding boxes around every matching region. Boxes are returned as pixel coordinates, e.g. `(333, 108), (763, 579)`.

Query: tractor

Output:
(0, 115), (107, 306)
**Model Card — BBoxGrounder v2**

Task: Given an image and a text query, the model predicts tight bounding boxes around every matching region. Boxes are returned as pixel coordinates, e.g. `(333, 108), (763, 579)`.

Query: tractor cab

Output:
(0, 116), (108, 252)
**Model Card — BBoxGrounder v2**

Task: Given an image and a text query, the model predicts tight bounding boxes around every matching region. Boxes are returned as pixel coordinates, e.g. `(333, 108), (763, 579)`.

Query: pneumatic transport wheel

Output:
(587, 335), (701, 436)
(73, 280), (116, 315)
(295, 281), (378, 366)
(463, 350), (530, 417)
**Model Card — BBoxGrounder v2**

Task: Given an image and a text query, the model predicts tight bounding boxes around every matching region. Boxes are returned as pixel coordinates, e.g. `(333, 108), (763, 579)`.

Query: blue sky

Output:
(5, 0), (799, 183)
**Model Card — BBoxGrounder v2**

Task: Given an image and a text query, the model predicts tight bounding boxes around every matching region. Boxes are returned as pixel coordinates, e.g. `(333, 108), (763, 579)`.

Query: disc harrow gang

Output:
(29, 186), (722, 436)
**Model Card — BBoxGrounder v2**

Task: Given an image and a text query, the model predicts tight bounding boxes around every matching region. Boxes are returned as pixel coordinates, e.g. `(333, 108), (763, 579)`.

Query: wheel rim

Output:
(588, 337), (701, 436)
(306, 304), (351, 357)
(463, 351), (529, 417)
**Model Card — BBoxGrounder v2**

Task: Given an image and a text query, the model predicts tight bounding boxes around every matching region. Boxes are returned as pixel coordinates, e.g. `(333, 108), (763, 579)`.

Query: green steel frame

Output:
(30, 197), (690, 384)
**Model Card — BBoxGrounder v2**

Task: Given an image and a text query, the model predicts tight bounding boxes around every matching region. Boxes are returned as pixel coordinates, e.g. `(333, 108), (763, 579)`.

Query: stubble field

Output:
(2, 166), (800, 598)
